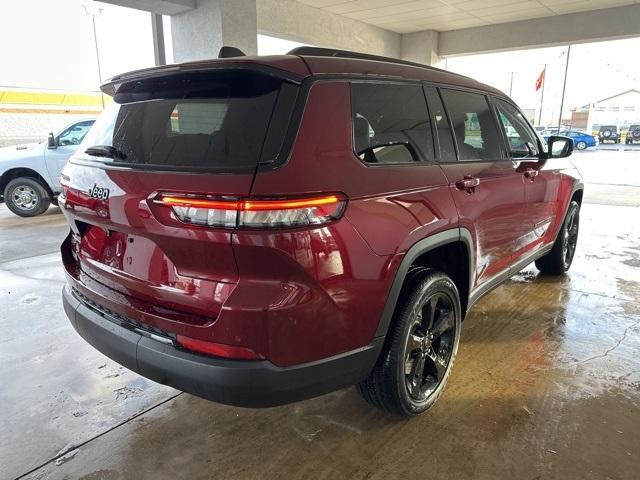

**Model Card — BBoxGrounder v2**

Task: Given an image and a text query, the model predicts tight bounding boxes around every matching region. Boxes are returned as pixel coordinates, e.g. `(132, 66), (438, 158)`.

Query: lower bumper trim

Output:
(63, 285), (382, 408)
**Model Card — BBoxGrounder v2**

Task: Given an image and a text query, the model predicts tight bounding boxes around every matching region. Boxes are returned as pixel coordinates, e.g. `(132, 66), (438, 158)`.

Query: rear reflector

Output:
(177, 335), (263, 360)
(155, 193), (347, 229)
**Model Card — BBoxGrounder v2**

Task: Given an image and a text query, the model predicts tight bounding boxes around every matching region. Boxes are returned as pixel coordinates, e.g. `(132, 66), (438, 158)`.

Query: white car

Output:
(0, 119), (95, 217)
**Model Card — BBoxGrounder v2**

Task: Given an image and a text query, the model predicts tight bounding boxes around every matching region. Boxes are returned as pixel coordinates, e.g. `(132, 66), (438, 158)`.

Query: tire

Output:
(3, 177), (51, 217)
(357, 269), (462, 417)
(535, 201), (580, 275)
(576, 141), (587, 150)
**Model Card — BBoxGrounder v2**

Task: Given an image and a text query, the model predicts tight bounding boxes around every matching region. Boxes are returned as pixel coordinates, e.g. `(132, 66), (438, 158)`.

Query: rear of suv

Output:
(625, 125), (640, 144)
(60, 48), (582, 417)
(598, 125), (620, 143)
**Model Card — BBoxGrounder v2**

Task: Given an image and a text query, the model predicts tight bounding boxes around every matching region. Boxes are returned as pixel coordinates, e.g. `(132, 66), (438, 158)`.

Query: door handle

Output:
(455, 176), (480, 193)
(524, 168), (539, 180)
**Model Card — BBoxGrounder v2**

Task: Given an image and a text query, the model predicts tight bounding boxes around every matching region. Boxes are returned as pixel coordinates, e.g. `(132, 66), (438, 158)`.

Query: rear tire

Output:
(3, 177), (51, 217)
(535, 201), (580, 275)
(357, 269), (462, 417)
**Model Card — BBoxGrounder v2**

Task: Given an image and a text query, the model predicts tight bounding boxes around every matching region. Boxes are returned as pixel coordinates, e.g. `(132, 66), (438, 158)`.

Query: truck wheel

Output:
(357, 269), (462, 416)
(535, 201), (580, 275)
(4, 177), (51, 217)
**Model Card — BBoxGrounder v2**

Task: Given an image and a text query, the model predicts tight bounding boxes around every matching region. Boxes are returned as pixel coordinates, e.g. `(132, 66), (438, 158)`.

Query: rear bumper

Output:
(63, 285), (382, 407)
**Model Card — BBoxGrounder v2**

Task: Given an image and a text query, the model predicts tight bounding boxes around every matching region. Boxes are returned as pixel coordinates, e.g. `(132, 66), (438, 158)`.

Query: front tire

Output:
(576, 141), (587, 150)
(4, 177), (51, 217)
(358, 269), (462, 416)
(535, 200), (580, 275)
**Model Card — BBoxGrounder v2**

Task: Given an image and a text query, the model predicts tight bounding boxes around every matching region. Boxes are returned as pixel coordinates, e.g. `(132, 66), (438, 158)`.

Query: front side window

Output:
(440, 89), (502, 161)
(494, 99), (539, 158)
(58, 121), (94, 146)
(351, 82), (433, 164)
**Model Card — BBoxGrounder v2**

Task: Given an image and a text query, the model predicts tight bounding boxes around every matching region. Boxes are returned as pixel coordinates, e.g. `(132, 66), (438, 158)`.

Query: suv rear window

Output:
(77, 70), (297, 172)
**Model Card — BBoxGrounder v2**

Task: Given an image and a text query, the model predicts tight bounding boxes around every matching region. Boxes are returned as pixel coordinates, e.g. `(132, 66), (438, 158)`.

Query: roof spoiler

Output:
(218, 46), (246, 58)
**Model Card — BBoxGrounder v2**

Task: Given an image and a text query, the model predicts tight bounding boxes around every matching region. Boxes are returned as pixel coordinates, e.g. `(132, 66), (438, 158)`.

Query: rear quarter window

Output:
(351, 82), (434, 165)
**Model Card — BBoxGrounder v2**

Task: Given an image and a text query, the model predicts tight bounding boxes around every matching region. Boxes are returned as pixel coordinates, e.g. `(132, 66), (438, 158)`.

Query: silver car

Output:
(0, 119), (95, 216)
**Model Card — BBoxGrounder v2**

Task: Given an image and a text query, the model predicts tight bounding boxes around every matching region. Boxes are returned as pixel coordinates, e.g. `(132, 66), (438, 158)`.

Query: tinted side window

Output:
(351, 82), (433, 164)
(424, 87), (456, 162)
(494, 99), (539, 157)
(440, 89), (502, 161)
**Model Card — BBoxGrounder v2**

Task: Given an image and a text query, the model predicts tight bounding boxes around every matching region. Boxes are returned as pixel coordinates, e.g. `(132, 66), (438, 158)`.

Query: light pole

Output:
(557, 45), (572, 133)
(82, 4), (105, 109)
(508, 71), (515, 97)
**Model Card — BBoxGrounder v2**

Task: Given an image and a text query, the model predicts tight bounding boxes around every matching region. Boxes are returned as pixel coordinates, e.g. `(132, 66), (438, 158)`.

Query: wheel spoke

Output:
(408, 354), (426, 395)
(431, 310), (454, 339)
(425, 294), (439, 330)
(426, 348), (448, 381)
(407, 333), (423, 353)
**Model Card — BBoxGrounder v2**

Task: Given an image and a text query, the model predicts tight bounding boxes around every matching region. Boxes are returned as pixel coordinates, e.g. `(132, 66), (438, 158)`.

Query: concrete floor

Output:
(1, 150), (639, 480)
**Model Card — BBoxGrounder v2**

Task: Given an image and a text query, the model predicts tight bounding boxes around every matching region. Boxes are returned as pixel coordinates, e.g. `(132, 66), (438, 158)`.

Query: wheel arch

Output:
(1, 167), (54, 200)
(374, 228), (474, 339)
(570, 188), (583, 206)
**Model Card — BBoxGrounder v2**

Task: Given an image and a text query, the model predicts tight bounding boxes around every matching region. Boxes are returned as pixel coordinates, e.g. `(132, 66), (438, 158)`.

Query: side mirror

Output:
(546, 135), (573, 158)
(47, 133), (57, 149)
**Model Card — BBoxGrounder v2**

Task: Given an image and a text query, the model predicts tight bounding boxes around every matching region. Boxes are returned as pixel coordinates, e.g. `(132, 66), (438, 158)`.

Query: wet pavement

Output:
(1, 150), (639, 480)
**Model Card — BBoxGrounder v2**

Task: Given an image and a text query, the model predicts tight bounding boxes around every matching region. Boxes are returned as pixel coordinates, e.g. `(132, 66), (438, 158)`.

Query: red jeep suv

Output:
(60, 47), (582, 416)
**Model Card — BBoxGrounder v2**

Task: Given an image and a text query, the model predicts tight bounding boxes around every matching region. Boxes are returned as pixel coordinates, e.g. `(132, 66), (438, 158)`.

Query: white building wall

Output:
(581, 91), (640, 131)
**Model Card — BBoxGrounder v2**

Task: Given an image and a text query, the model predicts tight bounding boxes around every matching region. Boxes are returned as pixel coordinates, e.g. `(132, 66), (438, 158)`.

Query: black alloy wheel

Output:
(403, 291), (456, 402)
(562, 204), (579, 269)
(535, 200), (580, 275)
(357, 269), (462, 416)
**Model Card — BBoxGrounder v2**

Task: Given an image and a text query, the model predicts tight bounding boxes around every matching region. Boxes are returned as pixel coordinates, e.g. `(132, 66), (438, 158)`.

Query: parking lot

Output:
(1, 149), (639, 480)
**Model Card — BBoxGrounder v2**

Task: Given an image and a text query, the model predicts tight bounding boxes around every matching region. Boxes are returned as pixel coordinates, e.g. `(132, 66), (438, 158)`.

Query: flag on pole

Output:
(535, 68), (546, 91)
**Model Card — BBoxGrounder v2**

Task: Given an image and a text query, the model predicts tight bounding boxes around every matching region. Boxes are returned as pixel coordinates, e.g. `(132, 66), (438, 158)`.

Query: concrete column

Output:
(171, 0), (257, 63)
(401, 30), (440, 66)
(151, 14), (166, 66)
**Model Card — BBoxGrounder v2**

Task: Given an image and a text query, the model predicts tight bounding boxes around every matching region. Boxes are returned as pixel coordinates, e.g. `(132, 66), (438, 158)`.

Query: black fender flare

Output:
(373, 227), (474, 338)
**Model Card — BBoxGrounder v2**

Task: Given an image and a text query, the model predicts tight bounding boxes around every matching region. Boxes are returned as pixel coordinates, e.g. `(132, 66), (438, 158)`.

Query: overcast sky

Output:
(1, 0), (639, 122)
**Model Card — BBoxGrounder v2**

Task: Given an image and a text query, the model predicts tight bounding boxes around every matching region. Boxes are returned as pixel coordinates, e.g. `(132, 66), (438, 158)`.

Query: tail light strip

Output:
(155, 193), (347, 229)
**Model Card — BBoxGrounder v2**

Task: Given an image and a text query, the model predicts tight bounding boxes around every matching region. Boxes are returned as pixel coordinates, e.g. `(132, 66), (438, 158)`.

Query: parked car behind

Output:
(625, 125), (640, 144)
(598, 125), (620, 144)
(60, 48), (581, 417)
(0, 119), (95, 216)
(542, 129), (596, 150)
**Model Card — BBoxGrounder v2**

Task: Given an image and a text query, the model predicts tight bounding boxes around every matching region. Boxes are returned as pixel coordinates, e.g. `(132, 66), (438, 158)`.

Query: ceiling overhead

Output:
(294, 0), (638, 33)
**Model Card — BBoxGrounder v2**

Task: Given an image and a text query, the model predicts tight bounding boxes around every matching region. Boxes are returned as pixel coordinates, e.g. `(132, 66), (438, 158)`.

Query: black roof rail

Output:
(287, 46), (441, 71)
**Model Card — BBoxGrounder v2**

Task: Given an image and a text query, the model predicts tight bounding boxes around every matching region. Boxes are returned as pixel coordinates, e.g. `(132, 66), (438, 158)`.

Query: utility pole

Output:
(508, 71), (515, 97)
(82, 4), (105, 109)
(557, 45), (572, 133)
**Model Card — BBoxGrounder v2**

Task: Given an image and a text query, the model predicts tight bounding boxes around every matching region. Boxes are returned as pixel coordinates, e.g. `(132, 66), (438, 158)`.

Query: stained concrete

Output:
(1, 150), (638, 480)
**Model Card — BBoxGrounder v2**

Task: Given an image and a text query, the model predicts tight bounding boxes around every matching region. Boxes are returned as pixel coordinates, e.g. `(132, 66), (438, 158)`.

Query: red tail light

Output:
(155, 193), (347, 229)
(177, 335), (263, 360)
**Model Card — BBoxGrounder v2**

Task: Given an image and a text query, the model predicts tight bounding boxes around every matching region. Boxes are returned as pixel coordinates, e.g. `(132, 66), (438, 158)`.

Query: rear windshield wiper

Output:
(85, 145), (127, 160)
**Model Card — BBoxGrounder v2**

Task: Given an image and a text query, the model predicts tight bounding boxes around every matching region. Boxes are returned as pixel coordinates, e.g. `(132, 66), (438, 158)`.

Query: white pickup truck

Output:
(0, 119), (94, 217)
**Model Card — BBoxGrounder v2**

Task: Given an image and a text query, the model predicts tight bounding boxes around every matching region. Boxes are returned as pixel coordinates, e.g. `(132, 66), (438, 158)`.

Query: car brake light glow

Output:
(155, 193), (347, 229)
(176, 335), (263, 360)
